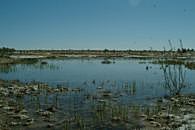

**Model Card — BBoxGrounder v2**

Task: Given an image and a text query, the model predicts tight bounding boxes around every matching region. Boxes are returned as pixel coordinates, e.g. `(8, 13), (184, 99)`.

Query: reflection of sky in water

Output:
(0, 59), (161, 83)
(0, 58), (195, 102)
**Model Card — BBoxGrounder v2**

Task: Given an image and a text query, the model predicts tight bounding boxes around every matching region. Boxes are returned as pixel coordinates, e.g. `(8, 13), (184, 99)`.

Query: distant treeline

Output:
(15, 48), (194, 53)
(0, 47), (15, 57)
(177, 48), (194, 53)
(0, 47), (194, 56)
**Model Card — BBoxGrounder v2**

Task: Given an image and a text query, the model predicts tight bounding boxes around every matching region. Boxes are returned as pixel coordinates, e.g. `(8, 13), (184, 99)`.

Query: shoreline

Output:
(1, 52), (195, 70)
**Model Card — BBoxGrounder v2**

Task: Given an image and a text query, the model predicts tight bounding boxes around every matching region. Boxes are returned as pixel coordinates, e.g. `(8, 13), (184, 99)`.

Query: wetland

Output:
(0, 55), (195, 130)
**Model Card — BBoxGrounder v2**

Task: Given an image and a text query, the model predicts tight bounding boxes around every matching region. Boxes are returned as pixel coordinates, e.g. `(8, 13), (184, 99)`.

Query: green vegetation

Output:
(0, 47), (15, 57)
(16, 58), (39, 64)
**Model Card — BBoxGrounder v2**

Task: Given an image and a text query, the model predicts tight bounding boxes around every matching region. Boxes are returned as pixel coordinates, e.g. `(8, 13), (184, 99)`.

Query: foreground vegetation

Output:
(0, 77), (194, 130)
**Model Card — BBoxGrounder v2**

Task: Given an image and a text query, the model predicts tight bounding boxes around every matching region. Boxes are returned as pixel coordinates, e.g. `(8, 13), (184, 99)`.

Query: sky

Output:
(0, 0), (194, 50)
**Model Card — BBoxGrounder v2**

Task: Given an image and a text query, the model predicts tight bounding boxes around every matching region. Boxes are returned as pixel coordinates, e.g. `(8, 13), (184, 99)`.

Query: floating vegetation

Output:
(185, 62), (195, 70)
(101, 59), (112, 64)
(41, 61), (48, 65)
(16, 58), (39, 64)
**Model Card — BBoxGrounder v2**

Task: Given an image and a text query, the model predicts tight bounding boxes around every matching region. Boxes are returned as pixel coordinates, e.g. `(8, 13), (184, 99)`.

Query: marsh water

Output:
(1, 58), (195, 96)
(0, 58), (195, 129)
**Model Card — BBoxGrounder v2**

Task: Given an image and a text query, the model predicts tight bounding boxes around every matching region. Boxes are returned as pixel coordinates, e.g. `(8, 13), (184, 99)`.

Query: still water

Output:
(0, 58), (195, 129)
(0, 58), (194, 101)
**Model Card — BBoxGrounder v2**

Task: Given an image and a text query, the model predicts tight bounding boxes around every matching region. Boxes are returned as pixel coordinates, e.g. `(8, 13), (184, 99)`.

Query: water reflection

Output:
(1, 58), (194, 99)
(0, 58), (194, 129)
(0, 61), (59, 73)
(0, 64), (17, 73)
(161, 64), (188, 96)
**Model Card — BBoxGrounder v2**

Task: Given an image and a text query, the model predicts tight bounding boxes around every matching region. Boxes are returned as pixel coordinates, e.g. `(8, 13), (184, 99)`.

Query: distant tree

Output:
(103, 49), (109, 53)
(112, 49), (116, 53)
(181, 48), (187, 53)
(177, 48), (181, 53)
(128, 49), (132, 54)
(0, 47), (15, 57)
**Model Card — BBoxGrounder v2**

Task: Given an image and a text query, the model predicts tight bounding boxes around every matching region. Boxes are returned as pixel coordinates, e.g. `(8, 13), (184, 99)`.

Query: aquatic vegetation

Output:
(143, 94), (195, 129)
(16, 58), (39, 64)
(41, 61), (48, 65)
(153, 59), (195, 70)
(122, 81), (137, 95)
(101, 59), (112, 64)
(0, 58), (195, 129)
(185, 62), (195, 70)
(0, 79), (148, 129)
(162, 64), (188, 96)
(153, 59), (185, 65)
(0, 77), (195, 130)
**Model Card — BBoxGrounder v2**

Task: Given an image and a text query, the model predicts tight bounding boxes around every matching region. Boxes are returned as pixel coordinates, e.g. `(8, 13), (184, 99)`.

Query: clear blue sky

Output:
(0, 0), (194, 50)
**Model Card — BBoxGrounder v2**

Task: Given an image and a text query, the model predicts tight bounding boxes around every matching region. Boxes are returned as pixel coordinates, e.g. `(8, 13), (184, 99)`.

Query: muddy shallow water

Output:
(0, 58), (195, 129)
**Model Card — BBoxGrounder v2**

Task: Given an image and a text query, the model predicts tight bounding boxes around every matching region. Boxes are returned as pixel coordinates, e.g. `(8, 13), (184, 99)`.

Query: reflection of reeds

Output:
(123, 81), (136, 95)
(0, 61), (60, 73)
(0, 64), (16, 73)
(153, 59), (195, 70)
(162, 64), (187, 96)
(101, 59), (112, 64)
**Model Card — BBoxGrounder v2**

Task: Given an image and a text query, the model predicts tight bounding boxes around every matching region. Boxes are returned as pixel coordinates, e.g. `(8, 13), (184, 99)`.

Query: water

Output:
(0, 58), (195, 99)
(0, 58), (195, 129)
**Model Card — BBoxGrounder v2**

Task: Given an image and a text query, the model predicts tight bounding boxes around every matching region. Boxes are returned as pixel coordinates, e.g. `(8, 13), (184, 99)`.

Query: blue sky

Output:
(0, 0), (194, 50)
